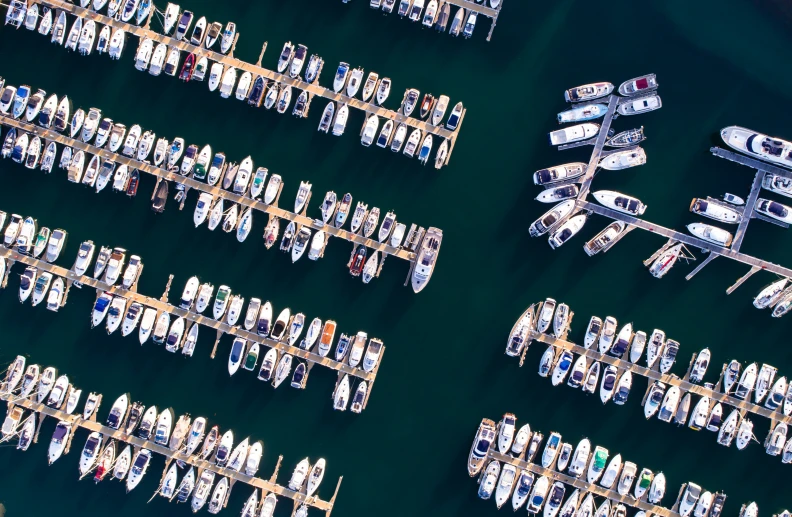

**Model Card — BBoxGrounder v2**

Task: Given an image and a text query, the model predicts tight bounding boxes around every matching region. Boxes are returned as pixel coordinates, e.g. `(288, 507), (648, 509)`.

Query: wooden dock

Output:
(526, 330), (792, 425)
(577, 95), (620, 201)
(0, 247), (381, 387)
(731, 170), (764, 252)
(485, 448), (678, 517)
(576, 200), (792, 280)
(0, 115), (428, 269)
(35, 0), (464, 167)
(1, 394), (341, 514)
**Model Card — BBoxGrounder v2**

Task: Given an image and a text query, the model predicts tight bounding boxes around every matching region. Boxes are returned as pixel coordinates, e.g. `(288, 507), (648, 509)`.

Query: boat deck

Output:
(0, 115), (429, 273)
(525, 328), (792, 425)
(485, 448), (678, 517)
(0, 247), (381, 403)
(1, 394), (341, 514)
(36, 0), (464, 167)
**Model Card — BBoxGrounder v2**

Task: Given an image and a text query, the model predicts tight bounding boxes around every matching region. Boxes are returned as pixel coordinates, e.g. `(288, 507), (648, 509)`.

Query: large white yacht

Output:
(755, 198), (792, 224)
(721, 126), (792, 169)
(592, 190), (647, 215)
(686, 223), (733, 247)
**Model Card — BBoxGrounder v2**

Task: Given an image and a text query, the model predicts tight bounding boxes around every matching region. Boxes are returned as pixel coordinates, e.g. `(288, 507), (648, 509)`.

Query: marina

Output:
(506, 301), (792, 459)
(530, 77), (792, 312)
(14, 0), (465, 168)
(0, 110), (444, 292)
(353, 0), (504, 42)
(469, 415), (730, 517)
(0, 375), (341, 515)
(0, 243), (381, 412)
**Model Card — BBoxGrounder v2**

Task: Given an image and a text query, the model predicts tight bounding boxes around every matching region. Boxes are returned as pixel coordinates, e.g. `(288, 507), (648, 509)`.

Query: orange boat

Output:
(318, 320), (337, 356)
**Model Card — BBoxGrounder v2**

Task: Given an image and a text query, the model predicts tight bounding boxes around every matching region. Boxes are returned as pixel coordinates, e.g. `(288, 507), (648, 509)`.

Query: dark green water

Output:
(1, 0), (792, 515)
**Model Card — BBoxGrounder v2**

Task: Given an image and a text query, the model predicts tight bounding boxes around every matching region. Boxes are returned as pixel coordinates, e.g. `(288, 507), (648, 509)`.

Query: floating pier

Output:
(0, 247), (381, 412)
(30, 0), (464, 167)
(0, 114), (445, 288)
(1, 394), (342, 515)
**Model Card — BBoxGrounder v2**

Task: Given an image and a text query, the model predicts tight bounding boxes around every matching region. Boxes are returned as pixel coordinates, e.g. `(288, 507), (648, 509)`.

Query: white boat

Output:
(549, 123), (599, 145)
(551, 351), (573, 386)
(48, 421), (72, 465)
(494, 464), (517, 509)
(599, 148), (647, 170)
(689, 198), (741, 224)
(686, 223), (733, 247)
(478, 460), (500, 500)
(644, 381), (666, 418)
(558, 103), (607, 123)
(754, 279), (787, 309)
(564, 82), (613, 102)
(548, 214), (587, 249)
(649, 243), (682, 279)
(273, 354), (293, 388)
(228, 337), (246, 375)
(190, 469), (215, 511)
(593, 190), (647, 215)
(599, 365), (618, 403)
(679, 483), (702, 517)
(533, 162), (586, 186)
(535, 185), (579, 203)
(721, 126), (792, 169)
(618, 95), (662, 115)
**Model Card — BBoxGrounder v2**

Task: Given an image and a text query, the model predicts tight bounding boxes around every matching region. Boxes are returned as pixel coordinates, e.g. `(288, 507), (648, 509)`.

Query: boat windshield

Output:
(768, 202), (788, 218)
(474, 438), (491, 456)
(52, 425), (69, 442)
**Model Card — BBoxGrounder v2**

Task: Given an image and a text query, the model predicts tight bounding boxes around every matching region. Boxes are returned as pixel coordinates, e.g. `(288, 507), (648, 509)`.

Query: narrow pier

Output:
(1, 394), (338, 514)
(37, 0), (464, 166)
(577, 200), (792, 279)
(731, 170), (764, 252)
(486, 448), (678, 517)
(0, 115), (421, 265)
(710, 147), (792, 180)
(0, 247), (380, 384)
(526, 330), (792, 425)
(577, 95), (620, 201)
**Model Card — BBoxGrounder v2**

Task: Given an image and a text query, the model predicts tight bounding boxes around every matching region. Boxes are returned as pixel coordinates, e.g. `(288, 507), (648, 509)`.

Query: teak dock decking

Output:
(0, 247), (381, 410)
(32, 0), (465, 167)
(0, 115), (426, 269)
(1, 394), (341, 515)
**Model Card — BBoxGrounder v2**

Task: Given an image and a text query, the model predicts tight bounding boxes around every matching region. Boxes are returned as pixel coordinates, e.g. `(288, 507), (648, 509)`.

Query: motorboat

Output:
(755, 364), (777, 403)
(690, 198), (741, 223)
(549, 123), (599, 145)
(659, 339), (679, 373)
(551, 351), (573, 386)
(688, 396), (711, 430)
(220, 22), (236, 54)
(533, 162), (586, 186)
(587, 446), (608, 483)
(548, 214), (587, 249)
(529, 200), (576, 237)
(567, 355), (587, 389)
(335, 193), (352, 228)
(478, 460), (500, 500)
(558, 103), (607, 123)
(756, 198), (792, 224)
(535, 185), (579, 203)
(153, 408), (173, 446)
(765, 376), (787, 411)
(658, 386), (681, 422)
(348, 331), (368, 367)
(536, 298), (556, 333)
(736, 417), (754, 450)
(376, 78), (391, 105)
(617, 463), (637, 496)
(567, 439), (591, 477)
(31, 272), (53, 307)
(582, 361), (602, 395)
(618, 74), (658, 96)
(332, 104), (349, 136)
(629, 330), (646, 363)
(689, 349), (711, 383)
(599, 147), (647, 170)
(609, 323), (632, 358)
(687, 223), (732, 247)
(347, 67), (365, 97)
(679, 483), (702, 517)
(599, 365), (618, 403)
(644, 381), (666, 418)
(333, 62), (350, 93)
(506, 306), (534, 357)
(593, 190), (647, 215)
(496, 413), (516, 453)
(618, 95), (662, 115)
(647, 472), (666, 504)
(600, 453), (622, 488)
(564, 82), (613, 102)
(612, 371), (632, 405)
(754, 279), (787, 309)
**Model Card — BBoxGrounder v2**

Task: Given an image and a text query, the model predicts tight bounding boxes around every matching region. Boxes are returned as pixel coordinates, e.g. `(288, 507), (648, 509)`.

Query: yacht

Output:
(599, 148), (647, 170)
(648, 472), (666, 503)
(256, 348), (276, 383)
(257, 301), (273, 336)
(649, 243), (682, 279)
(31, 272), (52, 307)
(721, 126), (792, 169)
(736, 417), (754, 450)
(582, 362), (602, 395)
(688, 396), (711, 431)
(766, 376), (787, 411)
(617, 95), (662, 115)
(755, 364), (777, 403)
(617, 463), (637, 496)
(553, 303), (571, 337)
(153, 408), (173, 446)
(558, 103), (607, 123)
(47, 421), (72, 465)
(689, 348), (711, 383)
(533, 162), (586, 186)
(567, 355), (587, 388)
(618, 74), (658, 96)
(658, 386), (681, 422)
(564, 82), (613, 102)
(600, 454), (622, 488)
(47, 375), (69, 408)
(659, 339), (679, 373)
(264, 174), (282, 204)
(679, 483), (702, 517)
(332, 104), (349, 136)
(549, 123), (599, 145)
(690, 198), (742, 223)
(613, 371), (632, 405)
(567, 439), (591, 477)
(220, 22), (236, 54)
(686, 222), (733, 247)
(361, 115), (379, 146)
(526, 475), (550, 513)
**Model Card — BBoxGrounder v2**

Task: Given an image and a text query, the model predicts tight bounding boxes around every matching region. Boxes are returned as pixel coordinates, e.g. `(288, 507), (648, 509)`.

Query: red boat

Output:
(179, 53), (196, 81)
(349, 245), (367, 277)
(126, 168), (140, 197)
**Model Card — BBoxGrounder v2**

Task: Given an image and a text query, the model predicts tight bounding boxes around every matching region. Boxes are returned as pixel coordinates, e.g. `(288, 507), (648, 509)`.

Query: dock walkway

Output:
(1, 394), (340, 514)
(577, 200), (792, 279)
(486, 449), (677, 517)
(731, 171), (764, 252)
(577, 95), (620, 201)
(0, 114), (419, 265)
(38, 0), (464, 166)
(527, 330), (791, 425)
(0, 247), (380, 387)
